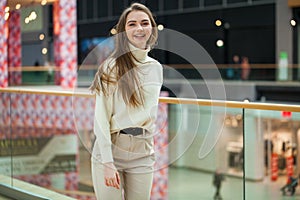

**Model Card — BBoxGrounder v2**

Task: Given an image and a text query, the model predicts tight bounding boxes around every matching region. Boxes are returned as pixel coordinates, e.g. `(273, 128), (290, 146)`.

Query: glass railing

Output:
(0, 88), (79, 199)
(0, 87), (300, 199)
(162, 98), (300, 200)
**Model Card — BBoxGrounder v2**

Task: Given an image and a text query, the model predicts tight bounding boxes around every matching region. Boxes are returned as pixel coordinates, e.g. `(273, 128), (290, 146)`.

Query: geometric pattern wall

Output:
(53, 0), (77, 88)
(151, 91), (169, 200)
(8, 10), (22, 86)
(0, 91), (169, 200)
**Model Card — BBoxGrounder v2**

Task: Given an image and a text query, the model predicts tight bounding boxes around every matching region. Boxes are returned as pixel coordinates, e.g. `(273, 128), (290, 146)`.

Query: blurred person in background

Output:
(241, 56), (250, 80)
(213, 170), (225, 200)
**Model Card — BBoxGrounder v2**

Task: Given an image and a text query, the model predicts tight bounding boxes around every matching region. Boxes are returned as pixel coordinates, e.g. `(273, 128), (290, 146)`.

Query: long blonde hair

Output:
(89, 3), (158, 107)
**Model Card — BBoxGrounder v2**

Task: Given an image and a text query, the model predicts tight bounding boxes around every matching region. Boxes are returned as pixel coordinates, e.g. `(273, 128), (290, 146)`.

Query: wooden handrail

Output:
(159, 97), (300, 112)
(9, 66), (59, 72)
(7, 64), (300, 72)
(288, 0), (300, 7)
(0, 87), (300, 112)
(0, 87), (92, 98)
(164, 64), (299, 69)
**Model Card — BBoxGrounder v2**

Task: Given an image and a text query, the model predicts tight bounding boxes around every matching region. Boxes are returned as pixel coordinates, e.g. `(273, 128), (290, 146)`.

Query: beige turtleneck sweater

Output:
(92, 44), (163, 163)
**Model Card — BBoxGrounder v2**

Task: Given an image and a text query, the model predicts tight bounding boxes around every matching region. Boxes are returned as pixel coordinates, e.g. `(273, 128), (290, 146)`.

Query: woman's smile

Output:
(125, 10), (152, 49)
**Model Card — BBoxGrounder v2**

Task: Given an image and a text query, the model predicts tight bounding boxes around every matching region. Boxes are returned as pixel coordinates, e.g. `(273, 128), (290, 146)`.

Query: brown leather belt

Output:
(120, 127), (144, 136)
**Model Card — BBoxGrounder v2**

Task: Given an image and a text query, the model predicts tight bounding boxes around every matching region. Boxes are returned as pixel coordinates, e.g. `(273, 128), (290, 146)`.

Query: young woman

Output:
(89, 3), (163, 200)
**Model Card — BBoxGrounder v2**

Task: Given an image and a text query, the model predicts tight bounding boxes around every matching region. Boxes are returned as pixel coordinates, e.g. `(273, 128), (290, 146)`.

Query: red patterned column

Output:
(151, 92), (169, 200)
(8, 10), (22, 86)
(53, 0), (77, 88)
(0, 0), (8, 87)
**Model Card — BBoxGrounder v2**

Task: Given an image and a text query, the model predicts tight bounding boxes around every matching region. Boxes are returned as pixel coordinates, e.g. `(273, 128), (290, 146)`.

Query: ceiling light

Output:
(41, 0), (47, 6)
(25, 17), (30, 24)
(39, 34), (45, 40)
(215, 19), (222, 27)
(5, 13), (9, 20)
(158, 24), (164, 31)
(110, 28), (117, 35)
(15, 4), (21, 10)
(216, 39), (224, 47)
(291, 19), (296, 27)
(42, 48), (48, 55)
(29, 11), (37, 20)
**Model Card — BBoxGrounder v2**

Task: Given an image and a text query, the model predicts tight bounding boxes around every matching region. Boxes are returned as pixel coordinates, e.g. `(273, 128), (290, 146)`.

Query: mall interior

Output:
(1, 0), (300, 199)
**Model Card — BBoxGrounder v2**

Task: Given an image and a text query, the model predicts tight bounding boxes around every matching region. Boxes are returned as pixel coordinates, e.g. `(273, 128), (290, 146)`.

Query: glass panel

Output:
(168, 104), (244, 199)
(4, 86), (300, 199)
(0, 92), (13, 188)
(244, 108), (300, 198)
(22, 71), (55, 86)
(78, 36), (115, 87)
(8, 92), (80, 198)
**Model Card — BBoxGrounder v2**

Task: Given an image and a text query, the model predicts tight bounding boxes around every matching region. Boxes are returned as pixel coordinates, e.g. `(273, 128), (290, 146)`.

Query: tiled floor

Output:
(79, 147), (300, 200)
(168, 167), (300, 200)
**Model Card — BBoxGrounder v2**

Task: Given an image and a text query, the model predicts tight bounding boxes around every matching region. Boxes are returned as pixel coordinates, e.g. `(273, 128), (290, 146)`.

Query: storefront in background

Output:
(264, 118), (300, 181)
(169, 105), (300, 181)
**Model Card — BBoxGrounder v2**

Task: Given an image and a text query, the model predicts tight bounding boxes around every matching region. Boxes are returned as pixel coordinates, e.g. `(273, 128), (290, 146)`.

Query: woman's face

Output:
(125, 10), (152, 49)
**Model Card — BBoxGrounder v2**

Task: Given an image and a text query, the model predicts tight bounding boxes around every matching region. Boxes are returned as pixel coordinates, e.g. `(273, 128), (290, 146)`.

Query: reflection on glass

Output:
(2, 87), (300, 199)
(168, 104), (244, 199)
(0, 93), (12, 186)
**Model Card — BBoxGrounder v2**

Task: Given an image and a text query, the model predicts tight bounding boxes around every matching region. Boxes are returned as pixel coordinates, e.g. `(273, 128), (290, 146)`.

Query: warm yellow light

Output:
(5, 13), (9, 20)
(25, 11), (38, 24)
(236, 114), (242, 120)
(157, 24), (164, 31)
(15, 4), (21, 10)
(25, 17), (30, 24)
(5, 7), (9, 13)
(225, 118), (231, 126)
(42, 48), (48, 55)
(231, 118), (238, 127)
(29, 11), (37, 20)
(41, 0), (47, 6)
(216, 39), (224, 47)
(39, 34), (45, 40)
(110, 28), (117, 35)
(215, 19), (222, 27)
(291, 19), (297, 27)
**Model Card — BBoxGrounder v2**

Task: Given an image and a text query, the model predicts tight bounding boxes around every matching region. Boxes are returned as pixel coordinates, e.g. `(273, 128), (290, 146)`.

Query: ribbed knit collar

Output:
(128, 42), (151, 63)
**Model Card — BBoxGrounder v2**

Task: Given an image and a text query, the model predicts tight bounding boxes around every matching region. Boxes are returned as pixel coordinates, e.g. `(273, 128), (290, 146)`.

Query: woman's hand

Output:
(103, 162), (120, 189)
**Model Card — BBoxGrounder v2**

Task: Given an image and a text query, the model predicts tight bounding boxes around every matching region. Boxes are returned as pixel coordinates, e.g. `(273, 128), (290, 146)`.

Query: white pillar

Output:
(276, 0), (293, 80)
(244, 110), (264, 180)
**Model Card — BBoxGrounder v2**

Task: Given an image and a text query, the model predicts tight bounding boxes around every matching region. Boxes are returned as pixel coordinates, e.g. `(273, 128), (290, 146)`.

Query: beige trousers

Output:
(92, 133), (155, 200)
(92, 163), (153, 200)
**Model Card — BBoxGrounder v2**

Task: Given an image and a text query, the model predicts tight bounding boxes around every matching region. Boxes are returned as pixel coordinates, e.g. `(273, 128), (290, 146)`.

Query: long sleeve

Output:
(91, 47), (162, 164)
(93, 92), (114, 163)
